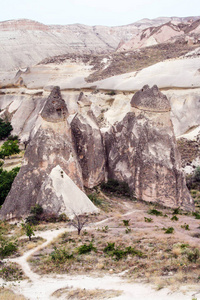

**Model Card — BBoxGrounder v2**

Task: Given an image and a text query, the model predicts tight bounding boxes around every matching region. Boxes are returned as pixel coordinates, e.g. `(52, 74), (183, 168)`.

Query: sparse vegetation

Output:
(125, 227), (131, 234)
(77, 242), (97, 255)
(0, 193), (199, 295)
(100, 179), (131, 197)
(51, 287), (122, 299)
(144, 217), (153, 222)
(50, 246), (74, 262)
(187, 248), (200, 263)
(122, 219), (130, 226)
(171, 215), (179, 221)
(0, 262), (24, 281)
(181, 223), (190, 230)
(0, 240), (18, 258)
(164, 227), (174, 234)
(173, 207), (181, 215)
(148, 209), (163, 216)
(88, 193), (103, 206)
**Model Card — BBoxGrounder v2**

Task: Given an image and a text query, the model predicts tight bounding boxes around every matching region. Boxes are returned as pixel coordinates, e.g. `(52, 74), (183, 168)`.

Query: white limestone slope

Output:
(40, 165), (99, 218)
(2, 56), (199, 91)
(93, 57), (200, 91)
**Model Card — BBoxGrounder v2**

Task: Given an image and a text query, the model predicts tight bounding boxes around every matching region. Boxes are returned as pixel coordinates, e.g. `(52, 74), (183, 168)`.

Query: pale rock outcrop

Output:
(0, 87), (90, 220)
(105, 85), (194, 211)
(37, 165), (98, 218)
(71, 108), (106, 188)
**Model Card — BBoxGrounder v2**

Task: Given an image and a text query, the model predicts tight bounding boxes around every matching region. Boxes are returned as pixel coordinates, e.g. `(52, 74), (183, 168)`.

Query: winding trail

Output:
(1, 215), (200, 300)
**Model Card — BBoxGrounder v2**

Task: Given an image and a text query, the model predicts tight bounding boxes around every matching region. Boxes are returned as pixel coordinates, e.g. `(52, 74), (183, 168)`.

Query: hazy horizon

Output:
(1, 15), (200, 27)
(1, 0), (200, 27)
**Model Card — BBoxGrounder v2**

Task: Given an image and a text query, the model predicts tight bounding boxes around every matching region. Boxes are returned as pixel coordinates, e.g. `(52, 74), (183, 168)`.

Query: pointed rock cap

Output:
(41, 86), (69, 122)
(131, 85), (171, 112)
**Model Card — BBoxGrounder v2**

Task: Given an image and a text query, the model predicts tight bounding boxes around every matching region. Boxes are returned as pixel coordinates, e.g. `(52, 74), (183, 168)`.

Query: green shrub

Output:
(171, 215), (179, 221)
(7, 135), (19, 141)
(30, 204), (43, 216)
(122, 219), (130, 226)
(77, 242), (97, 255)
(187, 248), (200, 262)
(103, 243), (143, 260)
(0, 167), (20, 206)
(58, 213), (68, 222)
(26, 204), (43, 225)
(172, 207), (181, 215)
(180, 243), (189, 249)
(100, 179), (131, 197)
(193, 212), (200, 219)
(0, 118), (13, 140)
(125, 227), (131, 234)
(125, 246), (143, 257)
(181, 223), (190, 230)
(148, 209), (163, 216)
(103, 242), (115, 254)
(101, 225), (109, 232)
(144, 217), (153, 222)
(0, 240), (17, 258)
(88, 193), (102, 206)
(164, 227), (174, 234)
(0, 140), (20, 158)
(50, 246), (73, 262)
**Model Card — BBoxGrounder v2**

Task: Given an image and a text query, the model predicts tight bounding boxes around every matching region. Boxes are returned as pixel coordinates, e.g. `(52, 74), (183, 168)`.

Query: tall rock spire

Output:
(105, 85), (194, 211)
(0, 87), (97, 220)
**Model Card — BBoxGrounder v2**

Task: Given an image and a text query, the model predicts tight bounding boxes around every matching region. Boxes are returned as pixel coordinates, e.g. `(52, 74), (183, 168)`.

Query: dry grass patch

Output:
(0, 288), (26, 300)
(17, 237), (46, 254)
(52, 287), (122, 299)
(0, 262), (26, 281)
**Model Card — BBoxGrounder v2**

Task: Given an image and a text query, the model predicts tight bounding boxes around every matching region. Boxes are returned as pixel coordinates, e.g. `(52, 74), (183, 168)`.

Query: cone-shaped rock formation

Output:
(0, 87), (97, 220)
(105, 85), (194, 211)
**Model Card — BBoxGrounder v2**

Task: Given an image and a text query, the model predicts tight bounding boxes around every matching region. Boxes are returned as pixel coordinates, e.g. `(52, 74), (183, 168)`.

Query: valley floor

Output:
(0, 195), (200, 300)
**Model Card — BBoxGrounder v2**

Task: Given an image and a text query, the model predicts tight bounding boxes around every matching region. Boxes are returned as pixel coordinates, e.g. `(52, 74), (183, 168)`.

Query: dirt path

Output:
(1, 216), (200, 300)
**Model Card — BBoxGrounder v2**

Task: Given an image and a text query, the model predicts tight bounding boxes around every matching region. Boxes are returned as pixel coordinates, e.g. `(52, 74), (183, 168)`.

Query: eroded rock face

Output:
(105, 85), (194, 211)
(0, 87), (93, 220)
(0, 85), (195, 219)
(71, 110), (106, 188)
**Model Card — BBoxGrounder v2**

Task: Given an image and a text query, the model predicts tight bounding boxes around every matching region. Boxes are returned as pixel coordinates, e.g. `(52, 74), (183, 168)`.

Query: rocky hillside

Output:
(0, 16), (199, 72)
(118, 19), (200, 51)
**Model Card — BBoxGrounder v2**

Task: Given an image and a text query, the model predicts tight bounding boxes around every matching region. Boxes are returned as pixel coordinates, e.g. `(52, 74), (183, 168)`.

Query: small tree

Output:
(69, 212), (89, 235)
(21, 222), (35, 241)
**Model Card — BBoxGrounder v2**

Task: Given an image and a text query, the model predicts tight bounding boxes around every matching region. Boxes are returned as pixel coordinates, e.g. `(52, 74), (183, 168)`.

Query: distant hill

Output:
(0, 16), (199, 71)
